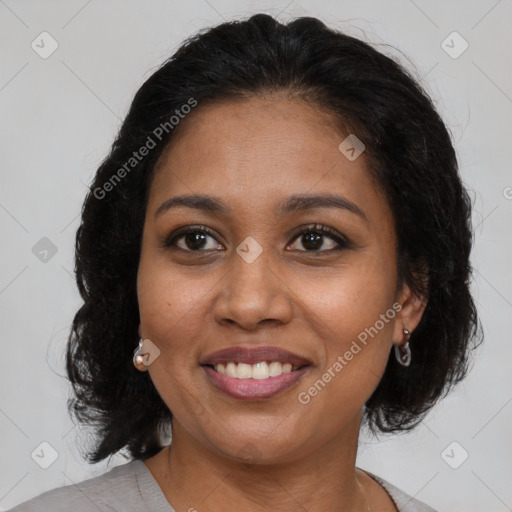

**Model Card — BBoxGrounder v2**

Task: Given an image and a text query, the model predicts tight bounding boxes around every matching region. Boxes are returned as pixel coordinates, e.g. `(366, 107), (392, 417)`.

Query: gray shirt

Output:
(7, 459), (437, 511)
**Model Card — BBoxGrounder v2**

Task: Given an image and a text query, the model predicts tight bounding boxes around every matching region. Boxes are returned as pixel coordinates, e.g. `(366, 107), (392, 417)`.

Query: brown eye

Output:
(288, 224), (351, 252)
(161, 226), (224, 252)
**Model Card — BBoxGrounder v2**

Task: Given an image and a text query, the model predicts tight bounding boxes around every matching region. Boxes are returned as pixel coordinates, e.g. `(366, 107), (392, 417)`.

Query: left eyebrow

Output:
(154, 192), (368, 223)
(276, 193), (368, 223)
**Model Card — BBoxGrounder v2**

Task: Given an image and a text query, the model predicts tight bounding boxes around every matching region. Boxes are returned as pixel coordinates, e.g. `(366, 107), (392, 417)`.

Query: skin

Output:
(136, 94), (427, 512)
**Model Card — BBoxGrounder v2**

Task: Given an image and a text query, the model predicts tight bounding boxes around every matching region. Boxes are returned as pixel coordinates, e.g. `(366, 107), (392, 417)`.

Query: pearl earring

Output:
(133, 339), (149, 372)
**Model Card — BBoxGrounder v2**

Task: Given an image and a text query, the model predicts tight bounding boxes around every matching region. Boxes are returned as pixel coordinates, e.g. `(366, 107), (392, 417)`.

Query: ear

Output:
(392, 281), (427, 345)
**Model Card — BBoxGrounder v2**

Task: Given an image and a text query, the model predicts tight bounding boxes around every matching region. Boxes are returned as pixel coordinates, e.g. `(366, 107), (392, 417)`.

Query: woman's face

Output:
(137, 95), (416, 463)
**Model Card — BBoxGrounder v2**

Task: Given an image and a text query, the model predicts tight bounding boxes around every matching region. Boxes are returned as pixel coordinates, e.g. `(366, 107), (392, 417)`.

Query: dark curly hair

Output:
(66, 13), (482, 464)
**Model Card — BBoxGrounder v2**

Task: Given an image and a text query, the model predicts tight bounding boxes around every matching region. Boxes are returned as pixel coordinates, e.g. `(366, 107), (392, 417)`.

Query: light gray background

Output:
(1, 1), (511, 511)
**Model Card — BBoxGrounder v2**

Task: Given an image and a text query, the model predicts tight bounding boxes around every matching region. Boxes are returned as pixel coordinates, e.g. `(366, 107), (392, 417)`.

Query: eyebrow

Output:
(155, 193), (368, 222)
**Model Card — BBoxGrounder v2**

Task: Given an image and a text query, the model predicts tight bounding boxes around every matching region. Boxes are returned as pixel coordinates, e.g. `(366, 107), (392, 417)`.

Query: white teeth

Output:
(237, 362), (252, 379)
(213, 361), (297, 379)
(252, 362), (269, 379)
(225, 362), (238, 378)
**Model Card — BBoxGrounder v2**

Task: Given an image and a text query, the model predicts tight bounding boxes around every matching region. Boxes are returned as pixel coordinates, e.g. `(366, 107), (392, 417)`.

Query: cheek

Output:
(137, 250), (204, 362)
(137, 260), (205, 412)
(137, 247), (230, 384)
(297, 253), (396, 399)
(300, 251), (396, 333)
(137, 233), (208, 323)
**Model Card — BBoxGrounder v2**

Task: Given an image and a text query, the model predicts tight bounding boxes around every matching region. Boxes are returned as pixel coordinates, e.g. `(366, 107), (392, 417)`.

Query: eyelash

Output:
(160, 223), (352, 253)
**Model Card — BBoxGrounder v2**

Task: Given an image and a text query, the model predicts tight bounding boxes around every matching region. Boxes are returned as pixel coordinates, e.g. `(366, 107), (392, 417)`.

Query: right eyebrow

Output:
(155, 195), (230, 219)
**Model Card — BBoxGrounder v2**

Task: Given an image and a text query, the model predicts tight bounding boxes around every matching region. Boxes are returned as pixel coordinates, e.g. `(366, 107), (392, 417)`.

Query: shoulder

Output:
(7, 460), (145, 512)
(363, 470), (439, 512)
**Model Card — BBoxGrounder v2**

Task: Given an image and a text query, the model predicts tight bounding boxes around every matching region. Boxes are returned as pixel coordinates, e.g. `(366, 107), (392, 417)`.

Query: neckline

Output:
(358, 468), (400, 511)
(133, 459), (176, 511)
(133, 459), (400, 512)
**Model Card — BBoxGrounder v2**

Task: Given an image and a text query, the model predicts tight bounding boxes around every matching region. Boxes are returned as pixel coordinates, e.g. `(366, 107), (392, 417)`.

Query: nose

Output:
(213, 244), (294, 330)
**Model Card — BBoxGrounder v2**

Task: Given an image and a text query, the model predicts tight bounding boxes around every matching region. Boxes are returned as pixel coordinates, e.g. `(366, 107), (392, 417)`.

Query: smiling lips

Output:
(199, 345), (312, 400)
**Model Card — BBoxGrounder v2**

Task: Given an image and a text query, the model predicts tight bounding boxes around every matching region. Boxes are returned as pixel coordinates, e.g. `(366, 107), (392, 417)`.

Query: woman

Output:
(9, 13), (481, 512)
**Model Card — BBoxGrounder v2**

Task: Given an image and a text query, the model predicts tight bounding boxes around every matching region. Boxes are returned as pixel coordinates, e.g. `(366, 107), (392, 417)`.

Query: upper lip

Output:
(199, 346), (312, 367)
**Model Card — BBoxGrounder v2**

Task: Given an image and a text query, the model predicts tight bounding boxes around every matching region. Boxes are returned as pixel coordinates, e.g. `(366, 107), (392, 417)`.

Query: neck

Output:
(144, 412), (372, 512)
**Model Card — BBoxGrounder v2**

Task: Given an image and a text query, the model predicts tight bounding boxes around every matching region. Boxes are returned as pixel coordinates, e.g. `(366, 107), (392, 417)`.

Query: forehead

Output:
(148, 96), (391, 225)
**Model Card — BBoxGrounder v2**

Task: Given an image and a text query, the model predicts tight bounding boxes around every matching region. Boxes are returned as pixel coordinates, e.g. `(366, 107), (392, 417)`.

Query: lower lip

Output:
(201, 365), (310, 401)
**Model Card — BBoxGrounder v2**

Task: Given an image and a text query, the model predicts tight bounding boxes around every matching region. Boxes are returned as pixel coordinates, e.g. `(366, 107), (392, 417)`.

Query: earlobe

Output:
(393, 282), (427, 344)
(392, 283), (427, 367)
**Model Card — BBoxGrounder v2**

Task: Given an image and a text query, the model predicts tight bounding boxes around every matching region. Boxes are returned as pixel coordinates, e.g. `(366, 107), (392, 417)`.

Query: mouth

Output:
(199, 345), (312, 401)
(201, 364), (310, 400)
